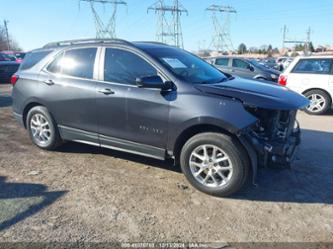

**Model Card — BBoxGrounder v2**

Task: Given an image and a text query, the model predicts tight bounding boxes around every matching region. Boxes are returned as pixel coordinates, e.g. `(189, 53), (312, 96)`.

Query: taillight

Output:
(11, 74), (19, 85)
(278, 75), (287, 86)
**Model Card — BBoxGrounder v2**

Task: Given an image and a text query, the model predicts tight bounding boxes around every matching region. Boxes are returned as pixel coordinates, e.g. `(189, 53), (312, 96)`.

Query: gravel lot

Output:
(0, 83), (332, 243)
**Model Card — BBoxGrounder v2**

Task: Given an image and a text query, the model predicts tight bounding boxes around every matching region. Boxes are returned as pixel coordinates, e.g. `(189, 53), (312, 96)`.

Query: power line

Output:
(206, 3), (237, 52)
(147, 0), (188, 48)
(80, 0), (127, 39)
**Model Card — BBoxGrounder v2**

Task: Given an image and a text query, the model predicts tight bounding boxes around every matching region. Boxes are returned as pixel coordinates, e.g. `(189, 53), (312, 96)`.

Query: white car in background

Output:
(279, 56), (333, 115)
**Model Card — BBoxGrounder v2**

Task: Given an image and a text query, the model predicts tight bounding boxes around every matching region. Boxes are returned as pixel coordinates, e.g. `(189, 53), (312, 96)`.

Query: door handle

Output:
(98, 88), (115, 95)
(43, 79), (54, 86)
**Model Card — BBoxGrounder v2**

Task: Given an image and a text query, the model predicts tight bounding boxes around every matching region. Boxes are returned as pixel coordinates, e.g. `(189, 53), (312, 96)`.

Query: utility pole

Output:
(305, 27), (312, 54)
(206, 4), (236, 53)
(80, 0), (127, 39)
(3, 20), (10, 50)
(148, 0), (188, 48)
(282, 25), (287, 49)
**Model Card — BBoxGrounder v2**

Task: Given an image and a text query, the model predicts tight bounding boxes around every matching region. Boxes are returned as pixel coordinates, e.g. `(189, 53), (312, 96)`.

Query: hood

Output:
(195, 77), (309, 110)
(0, 61), (20, 66)
(262, 66), (280, 75)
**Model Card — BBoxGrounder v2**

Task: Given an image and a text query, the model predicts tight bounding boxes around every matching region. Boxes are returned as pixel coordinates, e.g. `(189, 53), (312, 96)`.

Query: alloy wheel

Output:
(189, 144), (233, 188)
(30, 113), (52, 144)
(306, 94), (326, 113)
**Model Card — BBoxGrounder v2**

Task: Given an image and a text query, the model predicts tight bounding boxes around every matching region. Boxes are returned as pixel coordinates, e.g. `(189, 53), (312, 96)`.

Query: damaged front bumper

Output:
(239, 109), (301, 171)
(243, 122), (301, 168)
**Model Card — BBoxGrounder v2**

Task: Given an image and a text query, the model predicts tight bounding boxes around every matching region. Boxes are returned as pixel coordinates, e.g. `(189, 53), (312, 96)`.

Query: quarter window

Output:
(20, 50), (52, 70)
(47, 48), (97, 79)
(232, 59), (249, 69)
(292, 59), (333, 74)
(104, 48), (157, 85)
(215, 58), (229, 66)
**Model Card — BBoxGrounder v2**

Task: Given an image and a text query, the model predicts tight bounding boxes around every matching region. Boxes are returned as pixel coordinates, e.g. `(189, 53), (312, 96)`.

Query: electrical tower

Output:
(282, 25), (313, 55)
(80, 0), (127, 39)
(206, 4), (236, 52)
(148, 0), (188, 48)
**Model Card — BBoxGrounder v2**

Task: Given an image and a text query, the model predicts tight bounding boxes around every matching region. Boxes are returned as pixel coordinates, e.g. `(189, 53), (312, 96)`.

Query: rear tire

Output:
(26, 106), (62, 150)
(304, 90), (331, 115)
(180, 132), (249, 197)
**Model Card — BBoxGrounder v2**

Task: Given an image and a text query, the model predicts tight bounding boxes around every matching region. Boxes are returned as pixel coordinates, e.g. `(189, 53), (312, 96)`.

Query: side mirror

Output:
(136, 75), (172, 90)
(247, 64), (255, 72)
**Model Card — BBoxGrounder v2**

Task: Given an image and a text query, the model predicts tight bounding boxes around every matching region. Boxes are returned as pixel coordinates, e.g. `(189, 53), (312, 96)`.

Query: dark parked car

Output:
(12, 39), (309, 197)
(0, 52), (16, 62)
(1, 51), (26, 63)
(0, 61), (20, 83)
(209, 56), (281, 82)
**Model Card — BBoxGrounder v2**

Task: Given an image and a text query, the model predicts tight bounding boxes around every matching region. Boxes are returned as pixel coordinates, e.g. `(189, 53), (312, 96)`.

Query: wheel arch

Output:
(253, 75), (267, 80)
(171, 122), (257, 185)
(172, 124), (232, 161)
(22, 102), (45, 128)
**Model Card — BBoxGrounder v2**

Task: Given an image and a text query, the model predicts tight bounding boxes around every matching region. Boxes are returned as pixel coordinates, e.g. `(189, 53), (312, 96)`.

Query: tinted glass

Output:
(47, 52), (63, 74)
(215, 58), (229, 66)
(48, 48), (97, 79)
(292, 59), (333, 74)
(104, 48), (157, 84)
(232, 59), (249, 69)
(140, 46), (227, 84)
(0, 53), (15, 61)
(15, 53), (26, 59)
(20, 50), (52, 70)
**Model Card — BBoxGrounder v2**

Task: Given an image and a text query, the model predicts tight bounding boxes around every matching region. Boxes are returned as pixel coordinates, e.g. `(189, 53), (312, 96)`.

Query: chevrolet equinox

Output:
(11, 39), (309, 197)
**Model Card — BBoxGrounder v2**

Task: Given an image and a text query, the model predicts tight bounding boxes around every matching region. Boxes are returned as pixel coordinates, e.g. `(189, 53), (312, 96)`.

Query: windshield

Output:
(249, 59), (269, 70)
(142, 46), (227, 84)
(0, 53), (16, 61)
(15, 53), (26, 59)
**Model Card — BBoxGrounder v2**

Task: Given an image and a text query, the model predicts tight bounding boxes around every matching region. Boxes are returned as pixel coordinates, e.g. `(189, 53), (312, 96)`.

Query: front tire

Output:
(180, 133), (249, 197)
(26, 106), (62, 150)
(304, 90), (331, 115)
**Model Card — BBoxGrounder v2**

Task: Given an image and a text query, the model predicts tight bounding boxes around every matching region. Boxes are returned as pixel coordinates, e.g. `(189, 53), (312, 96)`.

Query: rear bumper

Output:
(13, 112), (24, 127)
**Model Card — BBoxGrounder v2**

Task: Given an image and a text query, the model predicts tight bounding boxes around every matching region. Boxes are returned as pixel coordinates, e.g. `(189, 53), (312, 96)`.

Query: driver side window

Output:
(104, 48), (157, 85)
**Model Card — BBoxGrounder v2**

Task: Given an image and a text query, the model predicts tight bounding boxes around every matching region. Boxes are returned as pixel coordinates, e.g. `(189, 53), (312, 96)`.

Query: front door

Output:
(97, 47), (170, 157)
(231, 58), (255, 79)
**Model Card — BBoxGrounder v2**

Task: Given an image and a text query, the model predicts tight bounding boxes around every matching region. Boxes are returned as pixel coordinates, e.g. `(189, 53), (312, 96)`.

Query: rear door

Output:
(287, 58), (333, 94)
(214, 57), (231, 73)
(40, 47), (99, 143)
(231, 58), (255, 79)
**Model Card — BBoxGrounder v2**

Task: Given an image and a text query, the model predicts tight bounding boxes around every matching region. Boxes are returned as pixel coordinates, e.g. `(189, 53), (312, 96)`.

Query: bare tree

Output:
(0, 23), (21, 51)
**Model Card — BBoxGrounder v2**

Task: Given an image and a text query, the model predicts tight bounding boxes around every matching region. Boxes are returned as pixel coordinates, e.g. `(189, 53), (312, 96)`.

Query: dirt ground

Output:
(0, 84), (332, 243)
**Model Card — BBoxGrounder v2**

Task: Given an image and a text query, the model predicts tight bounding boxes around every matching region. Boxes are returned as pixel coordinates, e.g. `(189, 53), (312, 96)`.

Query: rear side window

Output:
(20, 50), (52, 70)
(232, 59), (249, 69)
(104, 48), (157, 85)
(215, 58), (229, 66)
(48, 48), (97, 79)
(292, 59), (333, 74)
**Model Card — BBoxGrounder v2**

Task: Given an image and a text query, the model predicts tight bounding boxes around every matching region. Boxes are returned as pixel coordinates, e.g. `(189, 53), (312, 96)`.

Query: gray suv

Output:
(209, 56), (281, 82)
(11, 39), (308, 197)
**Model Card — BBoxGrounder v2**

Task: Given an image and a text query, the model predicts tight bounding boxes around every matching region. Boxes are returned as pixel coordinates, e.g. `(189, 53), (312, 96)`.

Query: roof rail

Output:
(134, 41), (168, 46)
(43, 38), (133, 48)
